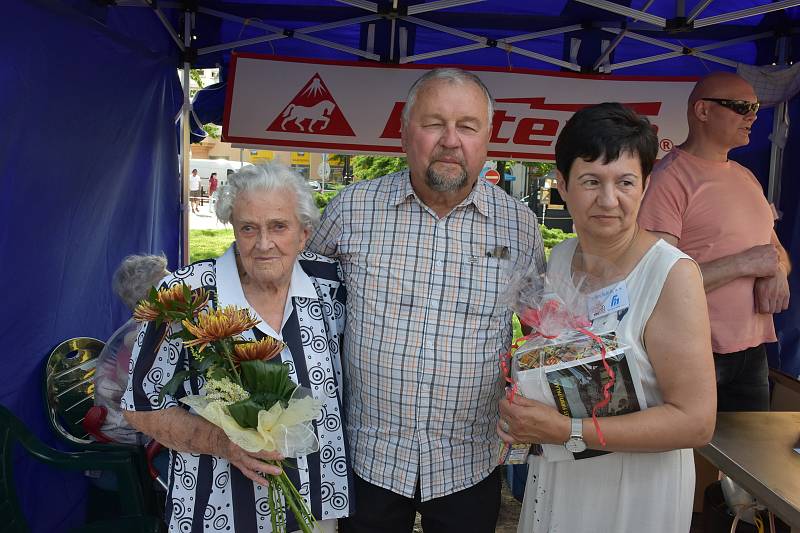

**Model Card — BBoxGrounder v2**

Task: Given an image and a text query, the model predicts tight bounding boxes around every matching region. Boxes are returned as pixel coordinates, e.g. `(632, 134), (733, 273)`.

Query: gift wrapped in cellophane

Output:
(498, 270), (647, 463)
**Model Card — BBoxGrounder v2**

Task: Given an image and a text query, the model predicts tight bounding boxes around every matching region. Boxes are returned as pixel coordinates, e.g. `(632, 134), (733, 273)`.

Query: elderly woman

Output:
(499, 103), (716, 532)
(123, 163), (352, 532)
(94, 254), (169, 445)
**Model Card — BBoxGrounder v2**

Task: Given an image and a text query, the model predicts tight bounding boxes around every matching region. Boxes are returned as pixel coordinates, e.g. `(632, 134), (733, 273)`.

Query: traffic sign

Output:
(484, 169), (501, 185)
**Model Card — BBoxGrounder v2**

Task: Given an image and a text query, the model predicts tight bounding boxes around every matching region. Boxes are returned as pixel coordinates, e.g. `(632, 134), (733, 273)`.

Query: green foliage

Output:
(541, 224), (575, 252)
(202, 123), (221, 140)
(190, 69), (205, 89)
(526, 162), (556, 176)
(512, 314), (523, 341)
(190, 229), (235, 263)
(313, 191), (339, 211)
(351, 156), (407, 181)
(228, 360), (297, 429)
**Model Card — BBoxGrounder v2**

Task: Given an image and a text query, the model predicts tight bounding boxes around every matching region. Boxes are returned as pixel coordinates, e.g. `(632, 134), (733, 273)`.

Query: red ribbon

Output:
(575, 327), (614, 447)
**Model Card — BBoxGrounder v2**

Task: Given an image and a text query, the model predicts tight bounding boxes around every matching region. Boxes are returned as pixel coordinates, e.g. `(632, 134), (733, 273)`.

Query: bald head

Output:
(683, 72), (758, 156)
(688, 72), (755, 108)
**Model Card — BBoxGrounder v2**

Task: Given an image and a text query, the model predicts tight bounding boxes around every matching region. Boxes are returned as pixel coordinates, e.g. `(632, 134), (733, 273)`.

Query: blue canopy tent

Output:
(2, 1), (800, 530)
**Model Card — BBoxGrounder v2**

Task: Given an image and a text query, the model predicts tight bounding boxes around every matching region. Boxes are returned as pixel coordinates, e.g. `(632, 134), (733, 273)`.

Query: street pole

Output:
(322, 153), (327, 190)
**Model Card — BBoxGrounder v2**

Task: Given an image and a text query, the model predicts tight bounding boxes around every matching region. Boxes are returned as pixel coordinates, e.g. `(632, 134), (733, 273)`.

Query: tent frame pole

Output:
(592, 0), (655, 71)
(687, 0), (714, 23)
(399, 16), (581, 70)
(407, 0), (484, 15)
(601, 27), (774, 71)
(694, 0), (800, 28)
(573, 0), (665, 28)
(181, 11), (192, 266)
(196, 7), (380, 60)
(768, 36), (790, 209)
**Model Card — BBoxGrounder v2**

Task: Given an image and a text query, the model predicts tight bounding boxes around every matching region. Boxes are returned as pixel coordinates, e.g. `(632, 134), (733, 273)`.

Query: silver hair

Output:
(112, 254), (169, 310)
(214, 162), (320, 230)
(401, 67), (494, 130)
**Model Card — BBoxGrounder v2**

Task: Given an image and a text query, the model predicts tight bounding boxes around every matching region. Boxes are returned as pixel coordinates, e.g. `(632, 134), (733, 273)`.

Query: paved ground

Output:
(189, 205), (229, 230)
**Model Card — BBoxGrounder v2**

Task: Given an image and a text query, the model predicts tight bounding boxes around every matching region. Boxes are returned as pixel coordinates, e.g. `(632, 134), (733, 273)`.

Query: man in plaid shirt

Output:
(307, 68), (545, 532)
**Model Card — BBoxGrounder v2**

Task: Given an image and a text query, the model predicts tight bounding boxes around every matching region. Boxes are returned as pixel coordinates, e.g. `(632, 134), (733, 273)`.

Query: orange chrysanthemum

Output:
(133, 301), (161, 322)
(132, 284), (210, 323)
(182, 306), (260, 352)
(233, 338), (285, 365)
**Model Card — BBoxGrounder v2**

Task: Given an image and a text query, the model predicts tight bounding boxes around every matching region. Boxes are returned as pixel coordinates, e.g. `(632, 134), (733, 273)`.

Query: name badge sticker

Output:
(587, 281), (630, 320)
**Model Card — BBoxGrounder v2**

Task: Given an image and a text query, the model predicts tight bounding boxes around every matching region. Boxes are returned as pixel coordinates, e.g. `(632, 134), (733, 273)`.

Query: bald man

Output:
(639, 72), (791, 412)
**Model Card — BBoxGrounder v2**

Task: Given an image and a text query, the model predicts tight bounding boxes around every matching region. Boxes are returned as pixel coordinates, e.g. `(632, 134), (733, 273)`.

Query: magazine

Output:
(512, 331), (647, 461)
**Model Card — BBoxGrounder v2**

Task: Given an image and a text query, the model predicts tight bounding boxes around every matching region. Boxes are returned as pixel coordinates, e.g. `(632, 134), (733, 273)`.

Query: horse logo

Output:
(280, 100), (335, 132)
(266, 73), (355, 136)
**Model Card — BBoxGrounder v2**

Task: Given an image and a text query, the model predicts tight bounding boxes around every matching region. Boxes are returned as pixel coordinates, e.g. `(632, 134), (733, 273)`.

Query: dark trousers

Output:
(714, 344), (770, 412)
(339, 469), (501, 533)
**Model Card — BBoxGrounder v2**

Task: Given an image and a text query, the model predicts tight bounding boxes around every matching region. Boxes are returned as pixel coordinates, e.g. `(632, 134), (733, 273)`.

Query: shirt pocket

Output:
(454, 253), (508, 318)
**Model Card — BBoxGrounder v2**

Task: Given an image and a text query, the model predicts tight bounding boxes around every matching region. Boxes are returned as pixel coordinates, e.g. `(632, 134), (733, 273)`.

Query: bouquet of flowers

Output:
(134, 283), (322, 533)
(498, 270), (645, 463)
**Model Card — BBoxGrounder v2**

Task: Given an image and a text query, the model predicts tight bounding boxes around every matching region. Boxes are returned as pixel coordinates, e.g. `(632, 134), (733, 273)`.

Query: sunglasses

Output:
(701, 98), (760, 115)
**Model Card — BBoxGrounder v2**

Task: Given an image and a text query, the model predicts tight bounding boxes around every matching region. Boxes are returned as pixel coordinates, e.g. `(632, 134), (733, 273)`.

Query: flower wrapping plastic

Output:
(181, 390), (322, 457)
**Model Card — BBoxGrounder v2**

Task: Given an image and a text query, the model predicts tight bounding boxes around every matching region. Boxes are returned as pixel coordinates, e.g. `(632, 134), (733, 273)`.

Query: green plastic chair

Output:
(0, 404), (163, 533)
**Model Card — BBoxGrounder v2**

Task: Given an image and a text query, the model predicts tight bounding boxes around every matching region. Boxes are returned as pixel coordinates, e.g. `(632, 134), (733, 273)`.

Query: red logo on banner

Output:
(266, 73), (355, 136)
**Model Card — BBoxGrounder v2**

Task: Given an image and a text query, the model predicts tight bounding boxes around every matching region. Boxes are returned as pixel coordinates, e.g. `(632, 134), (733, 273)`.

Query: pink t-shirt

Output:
(638, 148), (776, 354)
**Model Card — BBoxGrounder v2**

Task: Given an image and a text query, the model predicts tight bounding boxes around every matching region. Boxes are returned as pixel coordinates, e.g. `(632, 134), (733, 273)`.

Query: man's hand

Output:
(737, 244), (780, 278)
(755, 265), (790, 314)
(218, 435), (284, 486)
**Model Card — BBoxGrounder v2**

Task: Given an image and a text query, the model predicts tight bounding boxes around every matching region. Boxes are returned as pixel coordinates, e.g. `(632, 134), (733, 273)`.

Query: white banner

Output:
(223, 54), (696, 161)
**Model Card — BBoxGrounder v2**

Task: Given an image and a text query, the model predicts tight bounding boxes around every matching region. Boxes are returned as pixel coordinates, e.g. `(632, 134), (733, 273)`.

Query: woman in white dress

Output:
(498, 103), (716, 533)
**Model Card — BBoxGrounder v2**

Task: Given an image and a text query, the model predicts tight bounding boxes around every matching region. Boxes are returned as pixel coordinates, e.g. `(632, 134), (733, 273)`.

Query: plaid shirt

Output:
(307, 170), (545, 500)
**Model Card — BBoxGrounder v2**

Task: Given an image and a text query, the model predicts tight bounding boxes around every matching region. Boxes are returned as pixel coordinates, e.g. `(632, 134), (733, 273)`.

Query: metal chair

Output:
(0, 404), (163, 533)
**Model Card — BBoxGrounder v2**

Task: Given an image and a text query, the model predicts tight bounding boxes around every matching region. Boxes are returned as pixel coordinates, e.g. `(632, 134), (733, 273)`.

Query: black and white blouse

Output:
(122, 246), (353, 532)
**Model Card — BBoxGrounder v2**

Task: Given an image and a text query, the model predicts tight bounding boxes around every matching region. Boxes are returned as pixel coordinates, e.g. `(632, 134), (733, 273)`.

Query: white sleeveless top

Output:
(518, 238), (697, 533)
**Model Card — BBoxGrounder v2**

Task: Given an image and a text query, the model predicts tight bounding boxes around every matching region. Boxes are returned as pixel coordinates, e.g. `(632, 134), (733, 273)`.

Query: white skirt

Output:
(517, 448), (694, 533)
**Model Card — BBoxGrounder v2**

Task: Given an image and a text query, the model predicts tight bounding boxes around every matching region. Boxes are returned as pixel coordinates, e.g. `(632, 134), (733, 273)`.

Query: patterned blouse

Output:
(122, 246), (353, 532)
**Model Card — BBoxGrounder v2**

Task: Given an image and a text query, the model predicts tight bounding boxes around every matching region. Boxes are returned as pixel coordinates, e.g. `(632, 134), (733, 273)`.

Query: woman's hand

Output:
(217, 436), (285, 486)
(497, 394), (571, 446)
(125, 407), (286, 486)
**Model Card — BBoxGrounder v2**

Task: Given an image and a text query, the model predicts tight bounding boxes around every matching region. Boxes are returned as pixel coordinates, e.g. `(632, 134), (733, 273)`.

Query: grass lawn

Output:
(190, 229), (235, 263)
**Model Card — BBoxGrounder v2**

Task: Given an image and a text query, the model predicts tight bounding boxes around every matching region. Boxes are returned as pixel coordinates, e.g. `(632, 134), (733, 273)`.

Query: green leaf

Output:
(239, 360), (297, 401)
(195, 352), (219, 372)
(227, 398), (262, 429)
(158, 370), (190, 402)
(205, 366), (229, 381)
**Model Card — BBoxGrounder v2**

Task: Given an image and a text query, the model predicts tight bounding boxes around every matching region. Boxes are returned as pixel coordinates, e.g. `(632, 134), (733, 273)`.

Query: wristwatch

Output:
(565, 418), (587, 453)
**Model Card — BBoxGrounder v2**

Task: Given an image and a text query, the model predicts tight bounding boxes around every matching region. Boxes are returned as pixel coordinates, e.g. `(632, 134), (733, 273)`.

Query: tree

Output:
(202, 123), (221, 140)
(351, 156), (408, 181)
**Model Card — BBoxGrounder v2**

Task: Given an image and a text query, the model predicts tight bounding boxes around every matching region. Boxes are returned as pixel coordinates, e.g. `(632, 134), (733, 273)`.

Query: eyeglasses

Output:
(701, 98), (760, 115)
